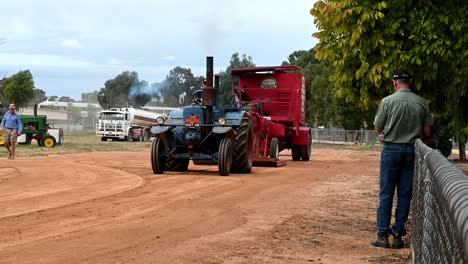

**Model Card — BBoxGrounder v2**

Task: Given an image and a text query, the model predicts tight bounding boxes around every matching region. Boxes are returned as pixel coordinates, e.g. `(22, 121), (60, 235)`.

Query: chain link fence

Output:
(412, 139), (468, 264)
(311, 128), (377, 145)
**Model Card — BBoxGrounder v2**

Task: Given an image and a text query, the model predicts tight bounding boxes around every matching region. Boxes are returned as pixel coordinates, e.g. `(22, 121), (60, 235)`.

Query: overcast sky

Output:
(0, 0), (318, 100)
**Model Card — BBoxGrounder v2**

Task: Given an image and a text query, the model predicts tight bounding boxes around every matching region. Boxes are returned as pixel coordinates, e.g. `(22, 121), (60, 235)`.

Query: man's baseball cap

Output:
(392, 69), (411, 80)
(9, 104), (15, 109)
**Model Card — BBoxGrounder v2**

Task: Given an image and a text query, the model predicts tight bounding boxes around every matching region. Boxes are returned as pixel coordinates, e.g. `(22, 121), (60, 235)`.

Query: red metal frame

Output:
(232, 66), (310, 162)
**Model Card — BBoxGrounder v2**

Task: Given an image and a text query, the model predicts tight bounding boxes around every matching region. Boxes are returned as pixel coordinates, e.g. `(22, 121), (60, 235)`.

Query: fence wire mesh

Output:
(413, 139), (468, 264)
(311, 129), (377, 145)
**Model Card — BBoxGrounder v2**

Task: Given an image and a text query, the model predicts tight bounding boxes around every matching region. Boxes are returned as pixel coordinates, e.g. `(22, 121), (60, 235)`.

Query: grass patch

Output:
(12, 132), (152, 158)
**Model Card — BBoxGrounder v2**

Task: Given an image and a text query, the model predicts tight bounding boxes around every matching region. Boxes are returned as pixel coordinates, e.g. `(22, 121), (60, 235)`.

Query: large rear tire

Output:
(166, 147), (189, 171)
(151, 138), (165, 174)
(231, 115), (253, 173)
(269, 137), (279, 160)
(301, 132), (312, 161)
(218, 138), (232, 176)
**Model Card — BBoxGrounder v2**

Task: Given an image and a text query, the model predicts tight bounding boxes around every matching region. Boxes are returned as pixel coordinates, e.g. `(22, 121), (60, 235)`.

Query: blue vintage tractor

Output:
(150, 57), (254, 176)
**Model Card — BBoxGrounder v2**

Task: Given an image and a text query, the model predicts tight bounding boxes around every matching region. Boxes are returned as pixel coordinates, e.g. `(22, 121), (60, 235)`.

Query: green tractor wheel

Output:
(41, 135), (56, 148)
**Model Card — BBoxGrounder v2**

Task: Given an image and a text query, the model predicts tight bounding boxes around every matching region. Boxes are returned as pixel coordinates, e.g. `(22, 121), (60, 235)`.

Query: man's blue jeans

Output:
(377, 143), (415, 236)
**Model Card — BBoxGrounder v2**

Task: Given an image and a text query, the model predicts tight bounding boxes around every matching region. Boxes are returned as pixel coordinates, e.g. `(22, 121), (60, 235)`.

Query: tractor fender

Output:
(213, 127), (233, 134)
(224, 111), (247, 126)
(213, 127), (235, 140)
(151, 126), (171, 136)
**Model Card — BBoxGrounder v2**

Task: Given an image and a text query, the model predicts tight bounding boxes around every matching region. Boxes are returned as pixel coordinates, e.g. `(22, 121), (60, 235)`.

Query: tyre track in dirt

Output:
(0, 148), (410, 264)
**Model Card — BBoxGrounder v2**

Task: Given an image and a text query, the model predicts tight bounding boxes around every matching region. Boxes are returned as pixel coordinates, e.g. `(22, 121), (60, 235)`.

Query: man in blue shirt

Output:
(1, 104), (23, 160)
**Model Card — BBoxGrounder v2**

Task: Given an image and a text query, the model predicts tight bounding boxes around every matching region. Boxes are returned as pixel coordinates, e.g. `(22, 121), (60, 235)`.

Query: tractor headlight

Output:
(156, 116), (165, 125)
(218, 118), (226, 125)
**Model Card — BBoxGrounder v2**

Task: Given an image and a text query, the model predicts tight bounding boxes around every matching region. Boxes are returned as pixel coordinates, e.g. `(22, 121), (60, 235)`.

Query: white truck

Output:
(96, 107), (167, 142)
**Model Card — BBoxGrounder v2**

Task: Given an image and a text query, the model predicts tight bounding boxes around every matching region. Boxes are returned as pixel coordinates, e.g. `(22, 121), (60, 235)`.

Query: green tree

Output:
(311, 0), (467, 157)
(49, 95), (58, 101)
(58, 96), (76, 102)
(218, 53), (255, 106)
(159, 67), (197, 107)
(311, 0), (467, 111)
(0, 78), (9, 114)
(3, 70), (35, 109)
(98, 71), (139, 109)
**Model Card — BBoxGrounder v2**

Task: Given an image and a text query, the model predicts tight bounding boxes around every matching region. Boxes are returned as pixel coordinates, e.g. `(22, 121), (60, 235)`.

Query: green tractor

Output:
(1, 105), (64, 148)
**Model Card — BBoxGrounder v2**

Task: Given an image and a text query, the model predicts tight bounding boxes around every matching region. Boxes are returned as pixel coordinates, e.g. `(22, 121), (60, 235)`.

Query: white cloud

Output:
(61, 39), (82, 48)
(161, 56), (176, 61)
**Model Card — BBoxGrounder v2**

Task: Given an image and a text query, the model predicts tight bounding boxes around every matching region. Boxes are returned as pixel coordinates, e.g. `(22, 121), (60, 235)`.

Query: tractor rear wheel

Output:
(231, 115), (253, 173)
(218, 138), (232, 176)
(291, 146), (301, 161)
(166, 147), (189, 171)
(269, 137), (279, 160)
(41, 135), (56, 148)
(301, 132), (312, 161)
(151, 137), (165, 174)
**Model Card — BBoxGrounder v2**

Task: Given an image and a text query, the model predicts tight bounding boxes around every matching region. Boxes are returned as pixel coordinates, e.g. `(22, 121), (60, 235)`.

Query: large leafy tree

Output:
(311, 0), (467, 111)
(311, 0), (467, 158)
(159, 67), (197, 107)
(2, 70), (35, 109)
(218, 53), (256, 106)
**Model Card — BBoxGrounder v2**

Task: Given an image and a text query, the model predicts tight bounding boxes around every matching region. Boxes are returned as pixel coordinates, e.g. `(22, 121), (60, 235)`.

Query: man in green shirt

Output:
(371, 69), (432, 248)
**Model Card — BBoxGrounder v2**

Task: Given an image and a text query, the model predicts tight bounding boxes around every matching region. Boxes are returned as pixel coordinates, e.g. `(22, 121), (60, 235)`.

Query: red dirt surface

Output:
(0, 147), (411, 264)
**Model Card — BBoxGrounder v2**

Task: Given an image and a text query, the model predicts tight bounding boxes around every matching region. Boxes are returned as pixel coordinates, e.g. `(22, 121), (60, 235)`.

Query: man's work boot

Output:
(392, 234), (404, 248)
(371, 233), (390, 248)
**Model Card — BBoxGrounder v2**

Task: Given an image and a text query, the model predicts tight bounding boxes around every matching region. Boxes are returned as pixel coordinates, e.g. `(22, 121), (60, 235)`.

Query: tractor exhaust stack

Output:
(202, 56), (217, 107)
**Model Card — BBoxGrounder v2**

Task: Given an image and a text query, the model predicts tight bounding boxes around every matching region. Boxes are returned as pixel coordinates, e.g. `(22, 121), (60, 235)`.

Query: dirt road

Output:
(0, 147), (411, 264)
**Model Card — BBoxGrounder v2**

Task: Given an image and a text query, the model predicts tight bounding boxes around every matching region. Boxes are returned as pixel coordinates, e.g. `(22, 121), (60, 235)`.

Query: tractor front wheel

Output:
(218, 138), (232, 176)
(41, 135), (56, 148)
(151, 137), (165, 174)
(269, 137), (279, 160)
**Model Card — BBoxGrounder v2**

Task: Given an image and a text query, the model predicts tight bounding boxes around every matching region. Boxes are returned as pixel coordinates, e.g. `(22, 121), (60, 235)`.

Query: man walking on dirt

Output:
(1, 104), (23, 160)
(371, 69), (432, 248)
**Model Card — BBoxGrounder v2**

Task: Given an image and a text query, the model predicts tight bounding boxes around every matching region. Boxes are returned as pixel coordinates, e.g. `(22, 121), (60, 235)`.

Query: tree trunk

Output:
(459, 141), (467, 161)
